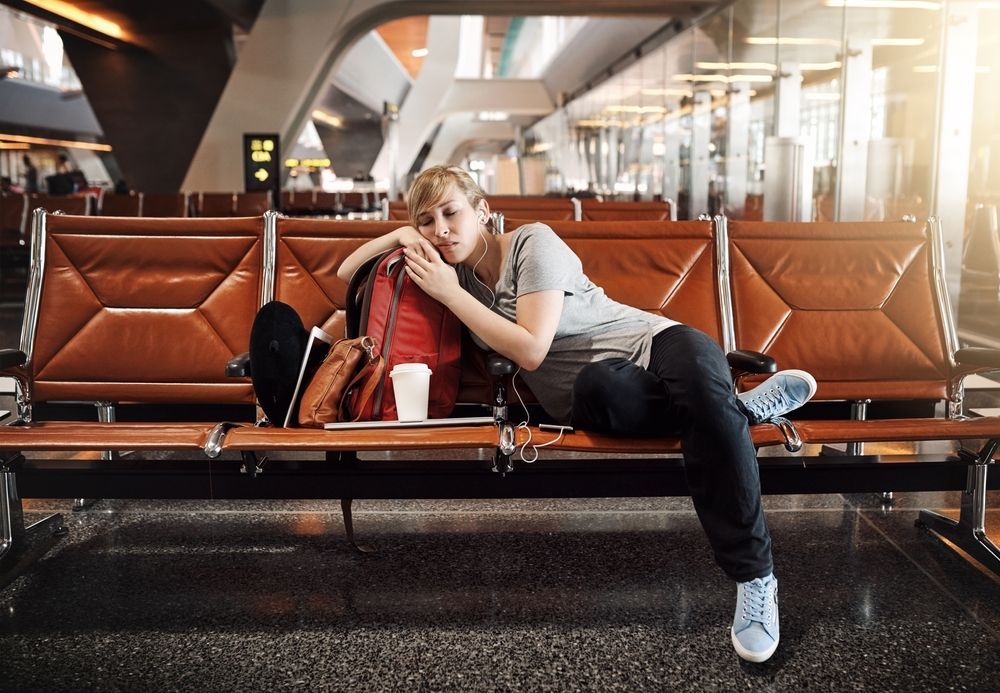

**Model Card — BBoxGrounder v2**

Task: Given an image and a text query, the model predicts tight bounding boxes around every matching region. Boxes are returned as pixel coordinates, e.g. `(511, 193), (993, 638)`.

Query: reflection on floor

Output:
(1, 492), (998, 690)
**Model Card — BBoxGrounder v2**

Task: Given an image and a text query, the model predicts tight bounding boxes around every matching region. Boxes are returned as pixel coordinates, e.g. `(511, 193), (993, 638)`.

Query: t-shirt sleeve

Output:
(513, 225), (581, 297)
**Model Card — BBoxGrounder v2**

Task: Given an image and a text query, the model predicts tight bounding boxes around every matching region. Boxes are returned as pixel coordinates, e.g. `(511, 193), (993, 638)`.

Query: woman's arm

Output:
(403, 240), (563, 371)
(446, 289), (563, 371)
(336, 226), (429, 283)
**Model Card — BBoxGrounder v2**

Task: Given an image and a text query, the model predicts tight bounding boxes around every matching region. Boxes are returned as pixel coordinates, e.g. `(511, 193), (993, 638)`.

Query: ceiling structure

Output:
(1, 0), (716, 190)
(375, 15), (428, 79)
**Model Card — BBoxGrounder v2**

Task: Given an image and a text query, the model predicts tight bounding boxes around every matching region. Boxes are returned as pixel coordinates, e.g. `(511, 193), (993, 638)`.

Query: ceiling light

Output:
(0, 132), (110, 151)
(745, 37), (841, 47)
(870, 37), (925, 46)
(604, 105), (667, 114)
(800, 61), (842, 71)
(641, 88), (693, 97)
(478, 111), (509, 121)
(695, 61), (777, 71)
(24, 1), (127, 40)
(673, 73), (774, 83)
(411, 48), (428, 58)
(311, 110), (345, 128)
(913, 65), (991, 73)
(825, 0), (941, 8)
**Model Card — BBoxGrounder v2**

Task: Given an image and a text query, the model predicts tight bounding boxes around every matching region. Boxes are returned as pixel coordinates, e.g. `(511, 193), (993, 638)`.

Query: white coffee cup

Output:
(390, 363), (433, 422)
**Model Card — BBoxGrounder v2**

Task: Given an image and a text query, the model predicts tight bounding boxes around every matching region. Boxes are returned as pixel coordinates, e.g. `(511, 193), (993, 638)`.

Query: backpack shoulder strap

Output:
(345, 251), (390, 339)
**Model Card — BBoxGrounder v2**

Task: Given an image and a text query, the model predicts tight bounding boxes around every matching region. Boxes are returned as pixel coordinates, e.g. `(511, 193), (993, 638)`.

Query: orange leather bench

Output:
(388, 198), (676, 223)
(1, 211), (997, 575)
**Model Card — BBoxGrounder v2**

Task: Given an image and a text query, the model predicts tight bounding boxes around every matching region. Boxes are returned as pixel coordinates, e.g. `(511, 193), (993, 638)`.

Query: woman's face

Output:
(414, 183), (487, 265)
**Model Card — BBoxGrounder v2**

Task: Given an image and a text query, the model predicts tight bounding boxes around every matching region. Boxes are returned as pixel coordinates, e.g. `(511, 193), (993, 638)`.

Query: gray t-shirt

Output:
(456, 223), (678, 423)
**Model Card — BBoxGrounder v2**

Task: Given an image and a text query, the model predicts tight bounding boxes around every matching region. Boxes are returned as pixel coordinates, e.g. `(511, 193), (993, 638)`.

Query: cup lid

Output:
(390, 363), (432, 375)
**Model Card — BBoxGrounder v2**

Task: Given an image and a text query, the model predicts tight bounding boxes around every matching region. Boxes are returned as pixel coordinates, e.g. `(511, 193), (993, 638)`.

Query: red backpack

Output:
(346, 247), (462, 420)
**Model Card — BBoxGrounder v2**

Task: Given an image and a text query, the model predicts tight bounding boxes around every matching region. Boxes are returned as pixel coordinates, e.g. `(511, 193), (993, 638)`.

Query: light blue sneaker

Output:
(738, 369), (817, 424)
(731, 573), (779, 663)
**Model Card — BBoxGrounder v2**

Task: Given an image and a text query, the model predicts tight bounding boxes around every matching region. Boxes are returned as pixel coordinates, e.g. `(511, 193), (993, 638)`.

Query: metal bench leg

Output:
(1, 465), (66, 589)
(917, 441), (1000, 575)
(75, 401), (116, 511)
(340, 498), (374, 553)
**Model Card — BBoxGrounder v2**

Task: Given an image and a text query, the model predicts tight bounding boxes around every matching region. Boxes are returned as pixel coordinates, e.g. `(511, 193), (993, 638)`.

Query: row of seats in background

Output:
(385, 196), (676, 222)
(0, 191), (676, 243)
(958, 203), (1000, 348)
(0, 189), (385, 226)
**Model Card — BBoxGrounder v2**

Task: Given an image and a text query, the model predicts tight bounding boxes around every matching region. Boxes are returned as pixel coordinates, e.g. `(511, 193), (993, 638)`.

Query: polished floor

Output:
(0, 489), (998, 691)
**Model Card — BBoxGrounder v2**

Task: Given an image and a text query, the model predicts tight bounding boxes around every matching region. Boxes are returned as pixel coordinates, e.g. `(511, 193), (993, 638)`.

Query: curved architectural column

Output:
(183, 0), (708, 191)
(369, 16), (463, 186)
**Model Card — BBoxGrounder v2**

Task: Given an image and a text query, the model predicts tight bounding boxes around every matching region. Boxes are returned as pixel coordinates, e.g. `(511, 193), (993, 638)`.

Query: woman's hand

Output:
(403, 239), (460, 304)
(394, 226), (434, 261)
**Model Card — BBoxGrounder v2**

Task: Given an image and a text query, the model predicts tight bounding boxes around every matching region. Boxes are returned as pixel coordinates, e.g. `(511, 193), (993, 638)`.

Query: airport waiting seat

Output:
(19, 212), (262, 409)
(313, 192), (339, 215)
(489, 198), (578, 221)
(141, 193), (189, 217)
(100, 193), (141, 216)
(28, 193), (89, 216)
(235, 191), (272, 216)
(197, 192), (236, 217)
(280, 190), (316, 215)
(0, 192), (28, 246)
(958, 205), (1000, 345)
(272, 217), (402, 338)
(727, 219), (955, 403)
(387, 200), (407, 221)
(580, 200), (673, 221)
(338, 192), (368, 215)
(0, 192), (29, 295)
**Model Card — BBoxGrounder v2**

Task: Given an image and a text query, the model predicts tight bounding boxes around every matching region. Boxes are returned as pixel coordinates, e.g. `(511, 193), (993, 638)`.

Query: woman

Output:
(338, 166), (817, 663)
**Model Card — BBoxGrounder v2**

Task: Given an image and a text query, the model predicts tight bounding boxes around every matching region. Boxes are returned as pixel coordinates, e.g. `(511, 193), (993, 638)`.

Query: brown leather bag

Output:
(298, 336), (385, 427)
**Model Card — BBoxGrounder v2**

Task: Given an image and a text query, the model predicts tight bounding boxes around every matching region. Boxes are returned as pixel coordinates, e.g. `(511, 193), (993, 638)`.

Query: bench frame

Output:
(1, 210), (998, 584)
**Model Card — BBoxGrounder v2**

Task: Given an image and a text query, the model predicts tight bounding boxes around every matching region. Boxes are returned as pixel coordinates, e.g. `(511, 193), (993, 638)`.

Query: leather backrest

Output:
(30, 214), (263, 404)
(142, 193), (188, 217)
(0, 192), (27, 238)
(314, 192), (339, 213)
(536, 220), (721, 341)
(274, 218), (402, 338)
(274, 218), (720, 404)
(580, 200), (672, 221)
(100, 193), (141, 217)
(198, 192), (235, 217)
(491, 198), (576, 220)
(235, 191), (271, 216)
(340, 192), (368, 211)
(727, 220), (951, 400)
(30, 194), (89, 216)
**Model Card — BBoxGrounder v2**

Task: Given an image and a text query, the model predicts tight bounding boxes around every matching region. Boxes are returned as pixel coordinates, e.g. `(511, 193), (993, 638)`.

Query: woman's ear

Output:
(477, 199), (490, 223)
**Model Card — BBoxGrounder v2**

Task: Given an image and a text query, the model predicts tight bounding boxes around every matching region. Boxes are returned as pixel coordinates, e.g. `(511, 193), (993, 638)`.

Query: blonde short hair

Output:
(407, 165), (487, 228)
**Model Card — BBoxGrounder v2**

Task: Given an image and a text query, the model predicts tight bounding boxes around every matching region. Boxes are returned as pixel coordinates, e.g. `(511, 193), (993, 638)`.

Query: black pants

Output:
(570, 325), (772, 582)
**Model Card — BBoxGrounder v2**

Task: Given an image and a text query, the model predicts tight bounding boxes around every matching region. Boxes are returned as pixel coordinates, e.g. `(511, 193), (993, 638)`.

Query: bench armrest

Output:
(955, 348), (1000, 370)
(487, 353), (517, 376)
(226, 352), (251, 377)
(487, 350), (775, 379)
(727, 349), (777, 375)
(0, 349), (27, 372)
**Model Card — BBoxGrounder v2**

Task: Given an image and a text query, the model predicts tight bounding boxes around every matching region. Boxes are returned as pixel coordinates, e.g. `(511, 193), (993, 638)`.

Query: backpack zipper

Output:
(371, 265), (407, 414)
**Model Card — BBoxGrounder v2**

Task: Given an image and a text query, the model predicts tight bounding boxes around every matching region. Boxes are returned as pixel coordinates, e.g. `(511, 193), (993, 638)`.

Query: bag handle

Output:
(340, 336), (385, 421)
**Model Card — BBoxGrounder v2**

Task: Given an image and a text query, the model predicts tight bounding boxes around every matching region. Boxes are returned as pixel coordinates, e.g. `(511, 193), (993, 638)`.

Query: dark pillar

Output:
(58, 3), (257, 193)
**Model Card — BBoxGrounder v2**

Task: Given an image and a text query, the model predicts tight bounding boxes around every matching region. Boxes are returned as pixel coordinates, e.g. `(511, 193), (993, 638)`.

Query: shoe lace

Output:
(746, 387), (789, 422)
(741, 579), (776, 626)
